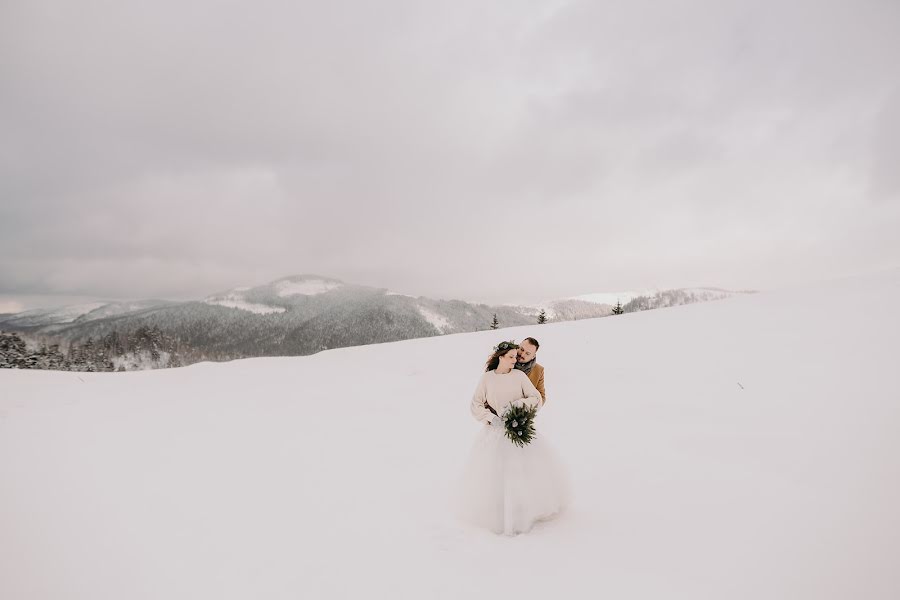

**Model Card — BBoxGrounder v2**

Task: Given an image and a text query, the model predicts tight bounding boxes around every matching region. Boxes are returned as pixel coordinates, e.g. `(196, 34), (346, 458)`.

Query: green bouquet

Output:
(502, 402), (537, 447)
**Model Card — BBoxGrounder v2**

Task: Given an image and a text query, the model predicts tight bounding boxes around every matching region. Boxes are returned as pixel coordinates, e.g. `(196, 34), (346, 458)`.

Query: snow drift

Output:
(1, 268), (899, 599)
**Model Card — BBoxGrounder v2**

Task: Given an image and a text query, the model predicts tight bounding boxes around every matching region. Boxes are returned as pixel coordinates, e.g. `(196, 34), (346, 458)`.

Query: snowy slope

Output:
(1, 269), (899, 599)
(73, 300), (178, 323)
(275, 278), (343, 297)
(203, 275), (345, 314)
(568, 288), (658, 305)
(203, 293), (287, 314)
(0, 302), (108, 327)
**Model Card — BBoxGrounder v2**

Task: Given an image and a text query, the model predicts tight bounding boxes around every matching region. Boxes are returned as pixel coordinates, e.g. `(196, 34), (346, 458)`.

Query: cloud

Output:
(1, 0), (899, 306)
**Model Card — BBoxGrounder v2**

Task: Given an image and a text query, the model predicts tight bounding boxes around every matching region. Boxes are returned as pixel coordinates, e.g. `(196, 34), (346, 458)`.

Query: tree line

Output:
(0, 325), (181, 371)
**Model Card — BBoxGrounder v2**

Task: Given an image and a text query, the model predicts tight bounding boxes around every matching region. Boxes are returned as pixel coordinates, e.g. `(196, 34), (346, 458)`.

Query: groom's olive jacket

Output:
(527, 363), (546, 404)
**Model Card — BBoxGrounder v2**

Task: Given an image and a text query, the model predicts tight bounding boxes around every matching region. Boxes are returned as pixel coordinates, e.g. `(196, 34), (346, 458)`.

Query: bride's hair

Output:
(485, 341), (519, 372)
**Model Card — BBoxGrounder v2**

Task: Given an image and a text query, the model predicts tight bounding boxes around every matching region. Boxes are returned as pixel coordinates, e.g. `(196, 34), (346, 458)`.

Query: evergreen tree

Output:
(148, 326), (162, 362)
(490, 314), (499, 330)
(45, 344), (66, 370)
(612, 300), (624, 315)
(66, 341), (83, 370)
(537, 309), (547, 324)
(101, 331), (124, 357)
(23, 347), (41, 369)
(0, 332), (27, 368)
(82, 337), (97, 372)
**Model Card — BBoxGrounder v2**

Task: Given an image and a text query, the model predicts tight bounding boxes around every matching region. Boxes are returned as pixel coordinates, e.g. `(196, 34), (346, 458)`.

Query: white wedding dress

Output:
(457, 369), (570, 535)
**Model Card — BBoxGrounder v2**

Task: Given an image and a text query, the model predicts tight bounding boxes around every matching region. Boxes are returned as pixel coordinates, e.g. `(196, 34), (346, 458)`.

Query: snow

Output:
(76, 300), (173, 322)
(678, 286), (733, 295)
(569, 287), (747, 307)
(418, 306), (451, 333)
(2, 302), (109, 325)
(275, 279), (341, 297)
(568, 289), (657, 305)
(113, 350), (174, 372)
(204, 298), (286, 314)
(2, 268), (900, 599)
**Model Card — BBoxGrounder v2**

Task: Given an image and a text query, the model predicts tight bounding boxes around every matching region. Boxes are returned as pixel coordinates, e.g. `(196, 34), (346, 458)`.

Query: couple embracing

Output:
(457, 337), (569, 536)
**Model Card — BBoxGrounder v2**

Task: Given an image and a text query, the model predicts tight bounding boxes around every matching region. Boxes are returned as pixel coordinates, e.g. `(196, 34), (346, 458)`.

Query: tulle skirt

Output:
(456, 424), (570, 535)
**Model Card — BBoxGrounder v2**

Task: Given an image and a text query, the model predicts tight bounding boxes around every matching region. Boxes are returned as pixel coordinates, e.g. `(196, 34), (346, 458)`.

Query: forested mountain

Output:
(0, 275), (752, 370)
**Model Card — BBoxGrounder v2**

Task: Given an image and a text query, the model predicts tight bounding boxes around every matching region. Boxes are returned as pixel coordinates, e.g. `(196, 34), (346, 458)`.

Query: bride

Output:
(457, 340), (569, 535)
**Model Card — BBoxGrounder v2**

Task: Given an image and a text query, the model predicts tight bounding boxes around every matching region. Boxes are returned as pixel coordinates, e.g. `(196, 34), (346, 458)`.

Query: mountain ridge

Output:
(0, 274), (754, 369)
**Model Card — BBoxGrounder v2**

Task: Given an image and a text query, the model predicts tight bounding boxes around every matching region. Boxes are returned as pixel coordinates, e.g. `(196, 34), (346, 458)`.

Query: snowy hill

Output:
(202, 275), (347, 314)
(559, 286), (750, 314)
(0, 275), (538, 364)
(2, 268), (898, 599)
(513, 287), (753, 322)
(0, 302), (109, 328)
(568, 288), (659, 305)
(73, 299), (179, 323)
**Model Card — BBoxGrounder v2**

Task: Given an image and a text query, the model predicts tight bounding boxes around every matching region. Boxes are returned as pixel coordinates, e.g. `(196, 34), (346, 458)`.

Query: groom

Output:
(515, 337), (546, 405)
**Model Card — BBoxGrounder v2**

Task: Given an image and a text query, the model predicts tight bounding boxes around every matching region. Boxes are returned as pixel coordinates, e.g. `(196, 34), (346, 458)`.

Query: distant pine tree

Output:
(623, 294), (653, 313)
(66, 341), (83, 370)
(0, 332), (27, 368)
(612, 300), (624, 315)
(490, 314), (499, 330)
(43, 344), (66, 370)
(101, 331), (124, 356)
(23, 350), (40, 369)
(82, 337), (97, 372)
(537, 309), (547, 324)
(148, 326), (162, 362)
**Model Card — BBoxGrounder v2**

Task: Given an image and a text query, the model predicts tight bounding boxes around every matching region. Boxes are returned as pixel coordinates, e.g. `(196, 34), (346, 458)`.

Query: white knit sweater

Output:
(470, 369), (543, 425)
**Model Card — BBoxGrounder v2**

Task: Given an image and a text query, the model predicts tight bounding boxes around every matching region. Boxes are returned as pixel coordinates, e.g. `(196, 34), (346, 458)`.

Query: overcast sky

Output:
(2, 0), (899, 312)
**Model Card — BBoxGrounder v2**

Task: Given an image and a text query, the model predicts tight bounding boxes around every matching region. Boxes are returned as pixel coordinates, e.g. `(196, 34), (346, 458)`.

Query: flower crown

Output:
(493, 340), (519, 352)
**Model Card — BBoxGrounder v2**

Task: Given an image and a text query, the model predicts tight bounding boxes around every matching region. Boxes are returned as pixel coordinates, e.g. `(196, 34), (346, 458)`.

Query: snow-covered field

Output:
(2, 269), (899, 599)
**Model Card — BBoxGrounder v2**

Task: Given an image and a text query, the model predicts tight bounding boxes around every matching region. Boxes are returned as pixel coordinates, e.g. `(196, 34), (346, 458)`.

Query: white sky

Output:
(2, 0), (899, 310)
